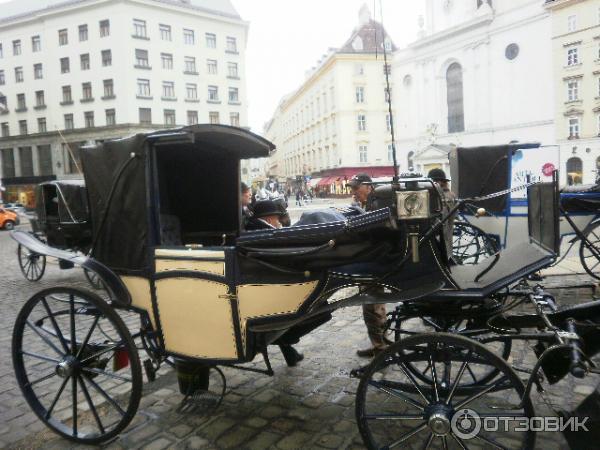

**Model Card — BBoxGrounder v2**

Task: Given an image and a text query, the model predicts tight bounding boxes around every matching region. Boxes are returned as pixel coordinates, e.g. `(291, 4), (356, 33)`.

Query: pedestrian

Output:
(347, 173), (389, 358)
(295, 189), (303, 207)
(241, 182), (253, 229)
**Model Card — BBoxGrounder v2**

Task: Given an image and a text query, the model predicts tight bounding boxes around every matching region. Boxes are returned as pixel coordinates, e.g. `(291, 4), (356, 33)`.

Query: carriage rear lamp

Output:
(396, 190), (430, 220)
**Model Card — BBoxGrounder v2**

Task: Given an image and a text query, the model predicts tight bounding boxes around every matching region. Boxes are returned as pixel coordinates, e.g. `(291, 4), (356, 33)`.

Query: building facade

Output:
(0, 0), (248, 204)
(545, 0), (600, 185)
(394, 0), (556, 177)
(265, 6), (397, 194)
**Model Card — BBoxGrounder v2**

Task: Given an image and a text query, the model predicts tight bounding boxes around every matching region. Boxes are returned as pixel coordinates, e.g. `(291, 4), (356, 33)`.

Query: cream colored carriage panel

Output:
(120, 276), (156, 329)
(236, 281), (319, 350)
(155, 248), (225, 259)
(155, 278), (237, 359)
(155, 259), (225, 276)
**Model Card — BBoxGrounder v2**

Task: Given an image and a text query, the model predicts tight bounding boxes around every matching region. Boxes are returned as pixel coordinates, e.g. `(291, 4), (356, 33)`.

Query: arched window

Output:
(407, 151), (414, 171)
(566, 157), (583, 185)
(446, 63), (465, 133)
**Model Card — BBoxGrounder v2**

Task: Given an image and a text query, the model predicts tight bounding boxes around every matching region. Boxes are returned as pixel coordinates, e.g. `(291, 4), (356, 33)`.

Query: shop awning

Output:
(318, 177), (333, 186)
(308, 177), (322, 187)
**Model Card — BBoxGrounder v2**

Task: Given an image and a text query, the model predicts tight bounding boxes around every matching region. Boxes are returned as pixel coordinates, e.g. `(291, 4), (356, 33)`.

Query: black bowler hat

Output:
(427, 168), (450, 182)
(347, 173), (372, 187)
(253, 200), (284, 219)
(241, 182), (250, 193)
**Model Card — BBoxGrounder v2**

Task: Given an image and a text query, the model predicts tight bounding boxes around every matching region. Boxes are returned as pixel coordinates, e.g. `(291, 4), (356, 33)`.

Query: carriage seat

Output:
(427, 244), (555, 300)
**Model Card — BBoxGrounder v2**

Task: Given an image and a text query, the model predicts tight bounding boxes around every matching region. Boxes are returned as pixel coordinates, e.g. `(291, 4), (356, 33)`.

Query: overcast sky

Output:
(0, 0), (425, 134)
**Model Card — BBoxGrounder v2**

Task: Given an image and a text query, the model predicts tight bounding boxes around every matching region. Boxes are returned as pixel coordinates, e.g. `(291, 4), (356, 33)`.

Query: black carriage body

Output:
(32, 180), (92, 251)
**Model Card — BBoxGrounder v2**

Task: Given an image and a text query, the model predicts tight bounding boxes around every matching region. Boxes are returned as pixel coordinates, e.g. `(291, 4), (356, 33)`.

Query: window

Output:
(19, 147), (33, 176)
(569, 117), (580, 138)
(209, 111), (219, 124)
(446, 62), (465, 133)
(80, 53), (90, 70)
(1, 148), (14, 177)
(206, 33), (216, 48)
(59, 29), (68, 46)
(17, 93), (26, 110)
(226, 36), (237, 52)
(61, 57), (70, 74)
(184, 29), (195, 45)
(34, 63), (43, 79)
(567, 80), (579, 101)
(100, 20), (110, 37)
(230, 112), (240, 127)
(161, 53), (173, 70)
(359, 145), (368, 163)
(387, 143), (394, 162)
(357, 114), (366, 131)
(162, 81), (175, 98)
(31, 36), (41, 52)
(164, 109), (176, 125)
(186, 83), (197, 100)
(160, 24), (171, 41)
(103, 79), (114, 98)
(355, 86), (364, 103)
(102, 50), (112, 66)
(82, 82), (93, 100)
(137, 79), (151, 97)
(13, 39), (21, 55)
(228, 62), (238, 78)
(84, 111), (94, 128)
(187, 110), (198, 125)
(208, 85), (219, 101)
(64, 114), (74, 130)
(567, 15), (577, 32)
(567, 47), (579, 66)
(1, 123), (9, 137)
(79, 24), (88, 41)
(15, 67), (23, 83)
(19, 120), (27, 135)
(566, 157), (583, 185)
(37, 145), (52, 174)
(228, 87), (239, 103)
(184, 56), (197, 73)
(139, 108), (152, 125)
(133, 19), (147, 38)
(384, 40), (392, 52)
(135, 49), (149, 67)
(0, 70), (5, 85)
(35, 90), (45, 107)
(207, 59), (217, 74)
(62, 86), (72, 103)
(106, 108), (116, 126)
(354, 64), (364, 75)
(37, 118), (47, 133)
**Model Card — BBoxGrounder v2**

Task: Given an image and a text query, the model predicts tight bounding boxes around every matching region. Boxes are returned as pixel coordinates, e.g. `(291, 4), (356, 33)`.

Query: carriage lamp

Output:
(396, 190), (430, 220)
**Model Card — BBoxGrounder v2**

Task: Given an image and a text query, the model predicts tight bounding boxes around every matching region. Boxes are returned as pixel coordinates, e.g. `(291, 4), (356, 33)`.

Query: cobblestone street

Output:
(1, 222), (599, 449)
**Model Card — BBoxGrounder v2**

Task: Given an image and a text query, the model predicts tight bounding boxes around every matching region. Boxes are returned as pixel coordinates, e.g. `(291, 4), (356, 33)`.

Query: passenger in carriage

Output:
(348, 173), (390, 358)
(241, 182), (253, 228)
(245, 199), (286, 230)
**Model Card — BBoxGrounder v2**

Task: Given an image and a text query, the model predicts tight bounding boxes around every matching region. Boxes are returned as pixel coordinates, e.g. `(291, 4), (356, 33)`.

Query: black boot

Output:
(279, 345), (304, 367)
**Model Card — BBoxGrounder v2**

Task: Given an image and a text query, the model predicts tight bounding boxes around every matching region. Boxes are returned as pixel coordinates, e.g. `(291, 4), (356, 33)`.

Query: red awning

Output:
(317, 177), (333, 186)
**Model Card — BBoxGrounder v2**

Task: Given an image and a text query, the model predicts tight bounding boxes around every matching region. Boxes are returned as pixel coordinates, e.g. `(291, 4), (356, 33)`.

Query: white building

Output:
(0, 0), (248, 204)
(393, 0), (556, 176)
(265, 6), (397, 194)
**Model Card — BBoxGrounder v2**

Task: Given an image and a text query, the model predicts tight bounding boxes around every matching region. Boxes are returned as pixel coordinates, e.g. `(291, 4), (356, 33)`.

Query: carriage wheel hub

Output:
(56, 356), (78, 378)
(425, 404), (452, 436)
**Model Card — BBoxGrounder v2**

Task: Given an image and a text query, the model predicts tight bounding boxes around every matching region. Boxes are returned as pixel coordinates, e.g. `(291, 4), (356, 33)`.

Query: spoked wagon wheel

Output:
(356, 333), (535, 450)
(12, 287), (142, 444)
(83, 269), (105, 291)
(392, 314), (512, 387)
(452, 222), (498, 265)
(579, 221), (600, 280)
(18, 244), (46, 281)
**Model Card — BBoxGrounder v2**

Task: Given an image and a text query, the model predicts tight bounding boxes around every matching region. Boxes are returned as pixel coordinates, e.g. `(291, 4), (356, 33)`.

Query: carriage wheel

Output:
(452, 222), (498, 265)
(83, 269), (106, 291)
(579, 221), (600, 280)
(18, 244), (46, 281)
(356, 333), (535, 450)
(12, 287), (142, 444)
(393, 314), (512, 387)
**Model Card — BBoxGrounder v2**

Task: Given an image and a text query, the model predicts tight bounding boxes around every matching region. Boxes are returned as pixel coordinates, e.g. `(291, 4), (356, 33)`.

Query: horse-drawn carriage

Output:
(10, 125), (600, 448)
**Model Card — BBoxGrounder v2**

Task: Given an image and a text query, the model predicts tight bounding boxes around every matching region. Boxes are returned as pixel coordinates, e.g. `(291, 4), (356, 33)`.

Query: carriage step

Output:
(144, 359), (156, 382)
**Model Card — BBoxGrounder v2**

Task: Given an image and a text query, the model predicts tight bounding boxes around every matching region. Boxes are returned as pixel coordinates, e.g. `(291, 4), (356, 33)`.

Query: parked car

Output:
(0, 207), (19, 230)
(3, 202), (26, 214)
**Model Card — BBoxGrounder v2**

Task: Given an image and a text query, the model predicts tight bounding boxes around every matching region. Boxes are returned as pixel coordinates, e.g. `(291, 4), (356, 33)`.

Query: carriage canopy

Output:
(79, 124), (274, 274)
(34, 180), (89, 224)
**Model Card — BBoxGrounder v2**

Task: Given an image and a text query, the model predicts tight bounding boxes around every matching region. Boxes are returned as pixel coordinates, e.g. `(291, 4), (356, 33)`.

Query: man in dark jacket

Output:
(245, 200), (285, 230)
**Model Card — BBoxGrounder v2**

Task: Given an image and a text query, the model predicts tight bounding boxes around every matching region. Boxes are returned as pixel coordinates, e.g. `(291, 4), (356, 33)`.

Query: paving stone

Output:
(276, 430), (312, 449)
(170, 423), (194, 439)
(259, 405), (285, 419)
(181, 435), (210, 450)
(316, 433), (345, 448)
(244, 416), (269, 428)
(141, 437), (174, 450)
(215, 425), (256, 448)
(198, 416), (236, 441)
(573, 384), (596, 396)
(245, 431), (283, 450)
(123, 424), (162, 445)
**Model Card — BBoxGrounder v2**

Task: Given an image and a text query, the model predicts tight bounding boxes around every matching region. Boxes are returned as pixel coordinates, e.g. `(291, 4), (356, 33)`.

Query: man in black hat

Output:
(427, 168), (457, 259)
(241, 182), (253, 228)
(245, 200), (285, 230)
(348, 173), (389, 358)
